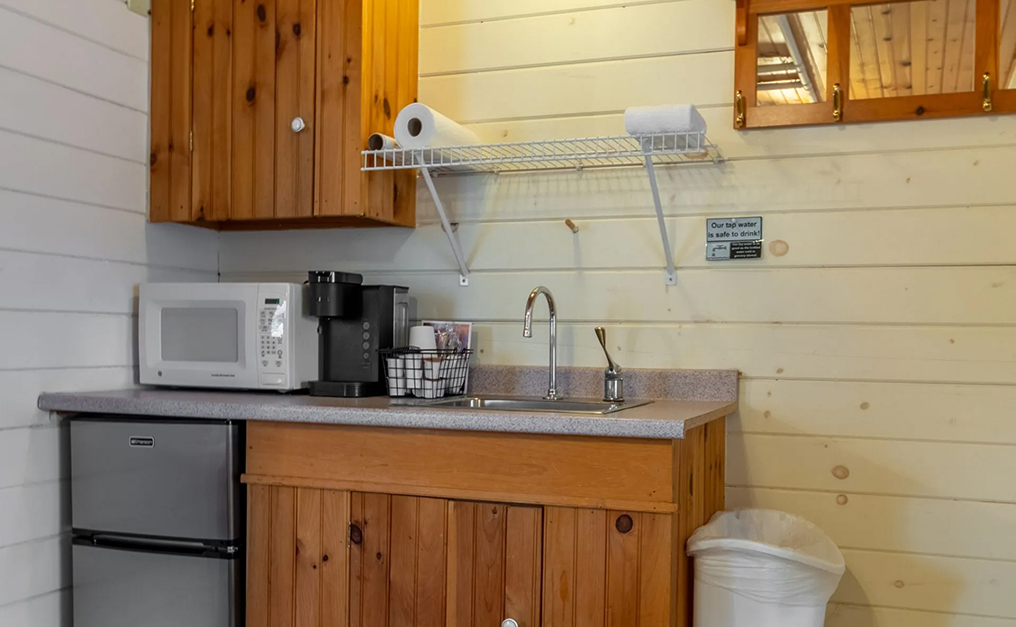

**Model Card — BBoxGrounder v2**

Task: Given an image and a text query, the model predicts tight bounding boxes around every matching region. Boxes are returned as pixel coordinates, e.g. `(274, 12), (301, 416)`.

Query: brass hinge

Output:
(189, 130), (194, 153)
(191, 0), (195, 12)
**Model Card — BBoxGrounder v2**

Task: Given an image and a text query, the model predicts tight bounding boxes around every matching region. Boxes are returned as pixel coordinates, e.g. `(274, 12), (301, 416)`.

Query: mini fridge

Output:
(70, 416), (244, 627)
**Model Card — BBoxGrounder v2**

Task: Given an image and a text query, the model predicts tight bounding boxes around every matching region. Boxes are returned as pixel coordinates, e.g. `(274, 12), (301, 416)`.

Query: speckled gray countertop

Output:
(38, 367), (738, 439)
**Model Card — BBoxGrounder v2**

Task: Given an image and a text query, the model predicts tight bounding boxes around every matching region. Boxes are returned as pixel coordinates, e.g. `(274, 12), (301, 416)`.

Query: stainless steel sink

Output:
(425, 396), (652, 415)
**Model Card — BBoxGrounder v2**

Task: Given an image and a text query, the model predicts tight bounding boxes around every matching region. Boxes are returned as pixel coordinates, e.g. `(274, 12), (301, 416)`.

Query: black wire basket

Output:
(378, 348), (474, 399)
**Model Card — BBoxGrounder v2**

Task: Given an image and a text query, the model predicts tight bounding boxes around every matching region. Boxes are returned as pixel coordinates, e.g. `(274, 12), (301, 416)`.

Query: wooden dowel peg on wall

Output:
(564, 219), (579, 233)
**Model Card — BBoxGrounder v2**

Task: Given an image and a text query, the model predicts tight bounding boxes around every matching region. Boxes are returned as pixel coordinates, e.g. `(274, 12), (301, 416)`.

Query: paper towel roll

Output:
(394, 103), (480, 149)
(367, 133), (399, 151)
(624, 104), (707, 136)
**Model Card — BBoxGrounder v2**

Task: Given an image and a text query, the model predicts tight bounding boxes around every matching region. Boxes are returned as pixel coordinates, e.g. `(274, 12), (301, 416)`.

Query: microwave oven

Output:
(139, 283), (317, 391)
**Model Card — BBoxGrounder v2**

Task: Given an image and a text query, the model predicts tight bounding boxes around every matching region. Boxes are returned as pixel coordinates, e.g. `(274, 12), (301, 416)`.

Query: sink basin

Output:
(424, 396), (652, 415)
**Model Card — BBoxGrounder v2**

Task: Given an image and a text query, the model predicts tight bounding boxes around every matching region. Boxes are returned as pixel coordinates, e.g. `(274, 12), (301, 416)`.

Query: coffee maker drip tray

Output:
(308, 381), (386, 398)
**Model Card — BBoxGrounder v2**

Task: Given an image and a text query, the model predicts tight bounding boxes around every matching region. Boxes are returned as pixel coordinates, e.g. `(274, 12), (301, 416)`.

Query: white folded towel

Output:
(624, 104), (707, 136)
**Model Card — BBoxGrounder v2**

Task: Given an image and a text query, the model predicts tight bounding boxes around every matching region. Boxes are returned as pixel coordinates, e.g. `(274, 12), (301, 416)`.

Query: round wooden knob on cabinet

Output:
(291, 117), (306, 133)
(615, 514), (634, 534)
(501, 620), (519, 627)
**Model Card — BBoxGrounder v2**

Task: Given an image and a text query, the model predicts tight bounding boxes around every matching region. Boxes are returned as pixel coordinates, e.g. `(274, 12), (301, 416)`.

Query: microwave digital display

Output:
(264, 298), (281, 305)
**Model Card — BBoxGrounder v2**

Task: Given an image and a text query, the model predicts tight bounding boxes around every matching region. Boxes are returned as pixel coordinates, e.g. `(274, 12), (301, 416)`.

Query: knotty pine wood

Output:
(149, 0), (191, 222)
(151, 0), (416, 228)
(275, 0), (316, 219)
(245, 422), (674, 510)
(192, 0), (232, 221)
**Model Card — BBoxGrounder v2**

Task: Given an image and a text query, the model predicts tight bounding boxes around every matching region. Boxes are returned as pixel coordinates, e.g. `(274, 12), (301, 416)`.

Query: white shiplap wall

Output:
(0, 1), (217, 623)
(220, 1), (1016, 624)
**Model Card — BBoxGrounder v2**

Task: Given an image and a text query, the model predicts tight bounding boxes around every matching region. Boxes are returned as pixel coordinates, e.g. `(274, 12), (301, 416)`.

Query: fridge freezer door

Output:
(71, 418), (242, 540)
(73, 542), (241, 627)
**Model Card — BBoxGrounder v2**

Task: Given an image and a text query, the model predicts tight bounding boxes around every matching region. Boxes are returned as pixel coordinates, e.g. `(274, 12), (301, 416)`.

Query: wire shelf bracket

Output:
(362, 131), (723, 286)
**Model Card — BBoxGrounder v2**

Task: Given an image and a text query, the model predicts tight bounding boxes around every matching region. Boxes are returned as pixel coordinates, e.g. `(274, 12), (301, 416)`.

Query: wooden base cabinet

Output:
(243, 419), (727, 627)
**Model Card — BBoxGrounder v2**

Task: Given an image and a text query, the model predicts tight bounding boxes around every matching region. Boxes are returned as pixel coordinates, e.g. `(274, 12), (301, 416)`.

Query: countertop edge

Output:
(38, 393), (738, 440)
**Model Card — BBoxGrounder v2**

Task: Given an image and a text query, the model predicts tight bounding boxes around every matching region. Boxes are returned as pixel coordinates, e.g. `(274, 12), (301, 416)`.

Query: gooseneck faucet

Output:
(523, 286), (558, 400)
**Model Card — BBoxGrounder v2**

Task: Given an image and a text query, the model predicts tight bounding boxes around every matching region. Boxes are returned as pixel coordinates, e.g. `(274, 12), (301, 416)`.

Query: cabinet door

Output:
(348, 493), (543, 627)
(542, 508), (673, 627)
(232, 0), (316, 220)
(247, 485), (351, 627)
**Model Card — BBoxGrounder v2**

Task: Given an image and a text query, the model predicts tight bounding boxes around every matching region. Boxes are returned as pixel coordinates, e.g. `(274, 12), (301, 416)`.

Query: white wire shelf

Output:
(360, 130), (724, 287)
(361, 131), (722, 174)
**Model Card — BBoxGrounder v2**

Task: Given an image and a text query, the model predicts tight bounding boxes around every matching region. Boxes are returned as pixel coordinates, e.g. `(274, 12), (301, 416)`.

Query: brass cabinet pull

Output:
(735, 90), (745, 128)
(832, 84), (842, 122)
(984, 73), (993, 112)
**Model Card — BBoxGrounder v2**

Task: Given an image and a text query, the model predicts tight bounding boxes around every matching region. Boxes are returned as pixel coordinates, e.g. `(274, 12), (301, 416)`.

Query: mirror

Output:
(849, 0), (976, 99)
(756, 9), (829, 106)
(1001, 0), (1016, 90)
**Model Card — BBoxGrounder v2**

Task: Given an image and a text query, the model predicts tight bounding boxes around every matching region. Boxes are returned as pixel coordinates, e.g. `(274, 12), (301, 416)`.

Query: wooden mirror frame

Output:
(734, 0), (1014, 128)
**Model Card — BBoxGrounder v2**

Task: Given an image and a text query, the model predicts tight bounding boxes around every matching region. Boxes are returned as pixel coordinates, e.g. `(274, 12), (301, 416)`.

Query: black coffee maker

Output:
(306, 271), (409, 397)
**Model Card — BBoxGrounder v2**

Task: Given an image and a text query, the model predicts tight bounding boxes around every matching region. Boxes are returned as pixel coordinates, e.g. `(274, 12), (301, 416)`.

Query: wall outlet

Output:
(126, 0), (150, 16)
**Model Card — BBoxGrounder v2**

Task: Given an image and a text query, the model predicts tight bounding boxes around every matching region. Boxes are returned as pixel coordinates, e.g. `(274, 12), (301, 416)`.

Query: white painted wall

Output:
(0, 1), (217, 623)
(219, 0), (1016, 624)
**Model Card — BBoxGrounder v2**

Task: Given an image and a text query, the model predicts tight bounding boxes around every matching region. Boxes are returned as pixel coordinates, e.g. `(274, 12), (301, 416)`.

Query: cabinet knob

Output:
(501, 620), (519, 627)
(291, 117), (306, 133)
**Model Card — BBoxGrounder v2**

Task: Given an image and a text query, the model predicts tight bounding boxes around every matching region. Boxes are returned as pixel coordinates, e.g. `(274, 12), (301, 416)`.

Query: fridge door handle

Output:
(85, 534), (217, 557)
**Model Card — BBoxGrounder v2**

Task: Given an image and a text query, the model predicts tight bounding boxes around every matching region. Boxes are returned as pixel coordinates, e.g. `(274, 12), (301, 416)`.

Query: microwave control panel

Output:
(257, 287), (289, 379)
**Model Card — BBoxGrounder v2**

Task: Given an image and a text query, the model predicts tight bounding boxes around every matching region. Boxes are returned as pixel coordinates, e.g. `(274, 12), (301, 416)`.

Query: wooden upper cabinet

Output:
(735, 0), (1016, 128)
(150, 0), (418, 229)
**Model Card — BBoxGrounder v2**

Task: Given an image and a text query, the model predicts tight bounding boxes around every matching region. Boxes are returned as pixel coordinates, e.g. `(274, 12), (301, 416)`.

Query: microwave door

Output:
(141, 286), (258, 388)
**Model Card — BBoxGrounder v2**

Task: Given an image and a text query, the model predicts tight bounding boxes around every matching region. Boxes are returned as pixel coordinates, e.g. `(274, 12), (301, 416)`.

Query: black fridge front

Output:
(70, 416), (244, 627)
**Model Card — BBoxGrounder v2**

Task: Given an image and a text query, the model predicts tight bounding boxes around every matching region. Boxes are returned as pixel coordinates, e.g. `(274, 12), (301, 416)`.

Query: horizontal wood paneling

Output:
(221, 205), (1016, 272)
(419, 51), (731, 123)
(0, 588), (70, 627)
(728, 434), (1016, 502)
(0, 7), (147, 110)
(728, 487), (1016, 561)
(0, 480), (68, 547)
(0, 534), (68, 607)
(0, 367), (136, 430)
(420, 0), (732, 75)
(0, 312), (134, 371)
(0, 129), (147, 212)
(826, 604), (1016, 627)
(406, 147), (1016, 224)
(463, 107), (1016, 157)
(421, 0), (678, 26)
(0, 426), (65, 490)
(0, 191), (218, 270)
(0, 0), (149, 60)
(735, 379), (1016, 443)
(0, 251), (214, 314)
(0, 67), (147, 162)
(835, 549), (1016, 619)
(350, 267), (1016, 325)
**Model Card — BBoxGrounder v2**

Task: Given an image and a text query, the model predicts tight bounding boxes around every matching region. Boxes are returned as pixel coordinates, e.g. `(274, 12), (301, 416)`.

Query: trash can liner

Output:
(687, 509), (846, 607)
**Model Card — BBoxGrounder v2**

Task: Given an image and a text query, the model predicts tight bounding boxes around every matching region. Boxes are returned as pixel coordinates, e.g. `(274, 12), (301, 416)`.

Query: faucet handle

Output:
(595, 327), (624, 402)
(595, 327), (620, 374)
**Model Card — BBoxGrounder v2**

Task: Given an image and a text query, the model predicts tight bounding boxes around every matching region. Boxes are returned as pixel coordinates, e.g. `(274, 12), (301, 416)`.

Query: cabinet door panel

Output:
(505, 506), (544, 627)
(275, 0), (316, 219)
(543, 507), (672, 627)
(247, 486), (351, 627)
(448, 501), (543, 627)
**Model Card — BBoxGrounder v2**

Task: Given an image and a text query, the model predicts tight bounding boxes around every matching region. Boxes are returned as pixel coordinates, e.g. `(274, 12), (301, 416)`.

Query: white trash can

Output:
(687, 509), (846, 627)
